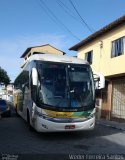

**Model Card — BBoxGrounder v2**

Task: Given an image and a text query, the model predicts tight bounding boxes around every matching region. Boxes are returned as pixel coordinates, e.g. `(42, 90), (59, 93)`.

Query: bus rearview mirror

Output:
(32, 68), (38, 86)
(93, 72), (105, 89)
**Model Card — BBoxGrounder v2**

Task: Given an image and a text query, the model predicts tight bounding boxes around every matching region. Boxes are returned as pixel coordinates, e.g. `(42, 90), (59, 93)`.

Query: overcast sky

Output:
(0, 0), (125, 82)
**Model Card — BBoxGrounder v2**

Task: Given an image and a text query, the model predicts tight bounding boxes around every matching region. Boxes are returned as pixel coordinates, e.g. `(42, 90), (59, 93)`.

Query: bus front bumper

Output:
(34, 116), (95, 132)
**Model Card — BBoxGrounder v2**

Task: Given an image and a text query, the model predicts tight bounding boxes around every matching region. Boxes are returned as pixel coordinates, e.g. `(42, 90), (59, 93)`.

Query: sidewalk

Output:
(96, 119), (125, 131)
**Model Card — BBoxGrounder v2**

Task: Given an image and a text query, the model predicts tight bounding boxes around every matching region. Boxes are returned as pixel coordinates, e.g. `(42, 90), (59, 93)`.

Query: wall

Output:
(77, 24), (125, 77)
(31, 45), (63, 55)
(21, 45), (64, 68)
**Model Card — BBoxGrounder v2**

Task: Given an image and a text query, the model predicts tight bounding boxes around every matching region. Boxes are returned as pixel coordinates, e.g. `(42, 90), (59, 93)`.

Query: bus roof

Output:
(14, 53), (89, 83)
(27, 53), (88, 65)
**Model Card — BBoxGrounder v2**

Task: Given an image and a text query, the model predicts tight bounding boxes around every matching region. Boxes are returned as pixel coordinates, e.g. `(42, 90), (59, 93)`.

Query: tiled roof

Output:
(69, 14), (125, 51)
(20, 44), (65, 58)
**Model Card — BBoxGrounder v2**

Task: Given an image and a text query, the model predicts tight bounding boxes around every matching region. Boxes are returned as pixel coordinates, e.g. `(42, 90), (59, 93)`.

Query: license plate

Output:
(65, 125), (75, 129)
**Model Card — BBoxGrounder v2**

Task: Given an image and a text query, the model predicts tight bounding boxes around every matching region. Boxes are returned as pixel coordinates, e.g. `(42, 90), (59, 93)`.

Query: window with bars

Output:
(85, 50), (93, 64)
(111, 37), (125, 58)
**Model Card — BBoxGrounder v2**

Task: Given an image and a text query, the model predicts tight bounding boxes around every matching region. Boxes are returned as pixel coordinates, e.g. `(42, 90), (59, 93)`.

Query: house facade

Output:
(0, 83), (13, 102)
(69, 15), (125, 121)
(20, 44), (65, 68)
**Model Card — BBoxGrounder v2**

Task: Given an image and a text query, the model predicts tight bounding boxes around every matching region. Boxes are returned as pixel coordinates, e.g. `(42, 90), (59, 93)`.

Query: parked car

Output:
(0, 99), (11, 117)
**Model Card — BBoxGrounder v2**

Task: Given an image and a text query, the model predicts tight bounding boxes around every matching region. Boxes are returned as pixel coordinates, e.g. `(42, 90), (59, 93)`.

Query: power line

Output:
(69, 0), (94, 33)
(58, 0), (76, 15)
(38, 0), (81, 41)
(56, 0), (81, 23)
(40, 0), (81, 41)
(57, 0), (78, 20)
(56, 0), (90, 32)
(37, 0), (58, 25)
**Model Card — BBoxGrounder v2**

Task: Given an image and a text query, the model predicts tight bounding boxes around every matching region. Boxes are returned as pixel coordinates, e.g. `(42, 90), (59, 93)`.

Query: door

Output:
(111, 80), (125, 120)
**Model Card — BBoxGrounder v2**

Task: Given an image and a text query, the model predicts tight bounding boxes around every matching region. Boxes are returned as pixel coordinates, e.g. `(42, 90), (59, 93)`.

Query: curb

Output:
(96, 121), (125, 131)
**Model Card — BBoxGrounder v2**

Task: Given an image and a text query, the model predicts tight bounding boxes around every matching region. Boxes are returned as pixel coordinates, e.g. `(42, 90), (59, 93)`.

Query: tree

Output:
(0, 66), (10, 85)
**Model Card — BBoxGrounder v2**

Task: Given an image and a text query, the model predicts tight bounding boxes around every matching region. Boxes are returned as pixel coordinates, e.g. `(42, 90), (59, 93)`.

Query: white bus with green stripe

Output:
(14, 53), (104, 132)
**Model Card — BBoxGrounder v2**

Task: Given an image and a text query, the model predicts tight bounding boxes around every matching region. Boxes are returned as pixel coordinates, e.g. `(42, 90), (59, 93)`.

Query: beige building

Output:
(20, 44), (65, 68)
(69, 14), (125, 121)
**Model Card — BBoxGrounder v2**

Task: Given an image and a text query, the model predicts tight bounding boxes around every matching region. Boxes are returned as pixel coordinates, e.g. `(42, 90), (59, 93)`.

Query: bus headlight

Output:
(35, 109), (43, 117)
(88, 108), (96, 118)
(35, 109), (50, 120)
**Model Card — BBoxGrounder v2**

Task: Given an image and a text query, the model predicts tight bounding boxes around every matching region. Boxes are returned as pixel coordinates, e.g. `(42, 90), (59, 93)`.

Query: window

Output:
(85, 51), (93, 64)
(111, 37), (125, 58)
(14, 64), (29, 90)
(28, 53), (31, 58)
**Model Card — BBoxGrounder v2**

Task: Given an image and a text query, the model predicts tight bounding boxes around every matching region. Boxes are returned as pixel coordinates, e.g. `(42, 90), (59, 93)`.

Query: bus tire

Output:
(27, 110), (33, 131)
(15, 105), (19, 117)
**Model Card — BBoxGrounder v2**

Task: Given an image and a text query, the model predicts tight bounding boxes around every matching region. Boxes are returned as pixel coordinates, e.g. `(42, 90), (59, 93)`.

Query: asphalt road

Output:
(0, 107), (125, 160)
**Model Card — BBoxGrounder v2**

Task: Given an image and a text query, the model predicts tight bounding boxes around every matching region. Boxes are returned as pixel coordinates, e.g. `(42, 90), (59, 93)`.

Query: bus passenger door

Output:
(22, 84), (30, 118)
(17, 88), (23, 112)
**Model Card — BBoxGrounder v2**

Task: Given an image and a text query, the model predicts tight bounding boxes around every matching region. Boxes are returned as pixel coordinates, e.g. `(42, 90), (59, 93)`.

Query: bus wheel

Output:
(27, 110), (33, 131)
(15, 105), (19, 117)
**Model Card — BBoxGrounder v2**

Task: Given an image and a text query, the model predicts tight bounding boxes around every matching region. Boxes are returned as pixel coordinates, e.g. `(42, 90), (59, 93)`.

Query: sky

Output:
(0, 0), (125, 82)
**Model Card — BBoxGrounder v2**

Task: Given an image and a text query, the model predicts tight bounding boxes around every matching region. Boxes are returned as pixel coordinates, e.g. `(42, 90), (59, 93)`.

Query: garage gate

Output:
(111, 80), (125, 119)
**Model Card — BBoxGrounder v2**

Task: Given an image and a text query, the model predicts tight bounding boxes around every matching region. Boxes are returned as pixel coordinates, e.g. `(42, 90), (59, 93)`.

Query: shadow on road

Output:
(36, 124), (117, 140)
(0, 111), (125, 154)
(3, 104), (123, 140)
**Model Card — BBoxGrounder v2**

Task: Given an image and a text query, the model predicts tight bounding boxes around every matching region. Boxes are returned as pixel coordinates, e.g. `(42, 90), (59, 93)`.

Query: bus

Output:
(13, 53), (104, 132)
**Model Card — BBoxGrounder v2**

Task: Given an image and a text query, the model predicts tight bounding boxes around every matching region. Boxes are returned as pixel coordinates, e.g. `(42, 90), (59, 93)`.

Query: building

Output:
(0, 83), (13, 102)
(0, 83), (5, 99)
(69, 14), (125, 122)
(20, 44), (66, 68)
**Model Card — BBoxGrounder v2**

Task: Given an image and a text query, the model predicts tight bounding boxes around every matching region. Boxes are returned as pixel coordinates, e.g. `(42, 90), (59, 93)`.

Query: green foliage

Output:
(0, 66), (10, 85)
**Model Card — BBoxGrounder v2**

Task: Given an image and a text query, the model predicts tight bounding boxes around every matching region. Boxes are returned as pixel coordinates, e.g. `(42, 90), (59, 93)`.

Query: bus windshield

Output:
(37, 62), (95, 110)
